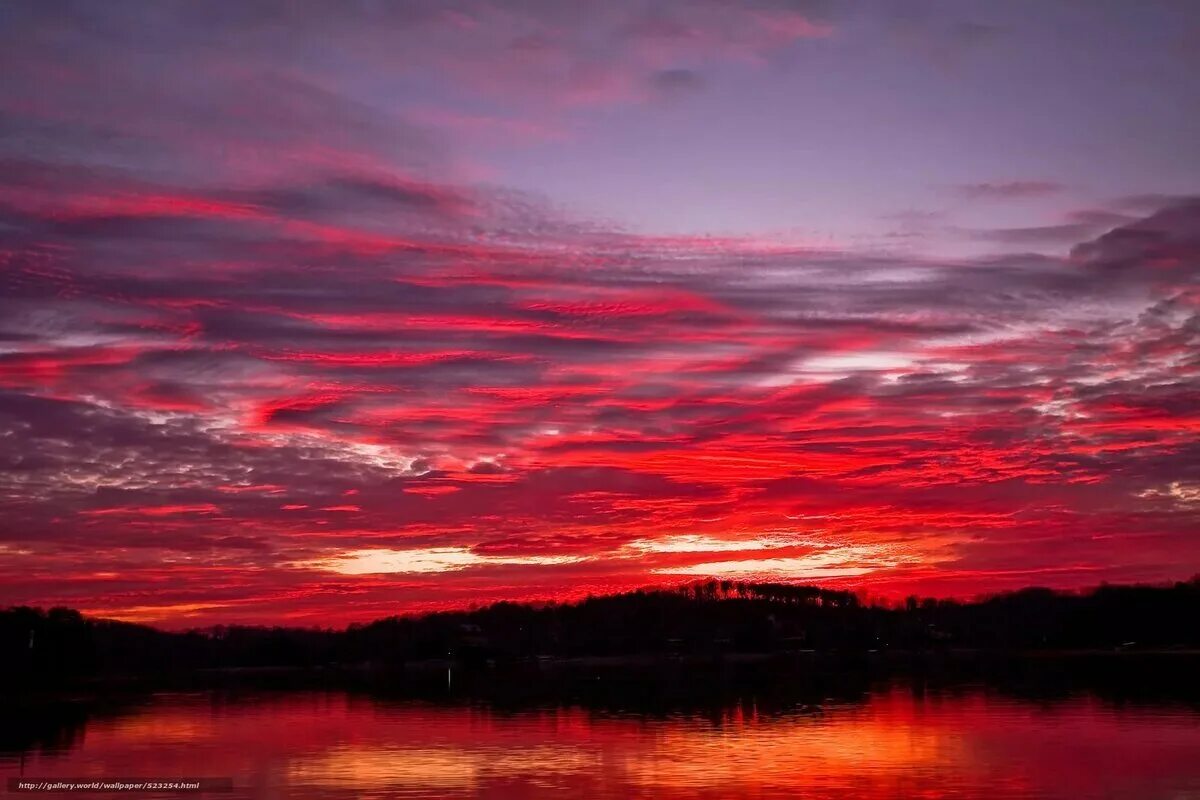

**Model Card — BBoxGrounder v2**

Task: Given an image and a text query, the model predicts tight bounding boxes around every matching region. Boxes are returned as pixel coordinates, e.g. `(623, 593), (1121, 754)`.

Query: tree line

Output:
(2, 578), (1198, 679)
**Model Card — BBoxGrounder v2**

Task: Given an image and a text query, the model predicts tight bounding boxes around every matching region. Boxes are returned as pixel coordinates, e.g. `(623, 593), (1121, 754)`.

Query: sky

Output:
(0, 0), (1198, 627)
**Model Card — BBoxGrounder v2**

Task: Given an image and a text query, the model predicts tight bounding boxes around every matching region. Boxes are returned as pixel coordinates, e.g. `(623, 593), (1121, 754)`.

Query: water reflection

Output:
(3, 676), (1199, 799)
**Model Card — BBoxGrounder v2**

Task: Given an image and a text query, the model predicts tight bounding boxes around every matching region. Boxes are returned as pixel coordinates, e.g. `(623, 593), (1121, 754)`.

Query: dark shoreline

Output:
(10, 646), (1200, 698)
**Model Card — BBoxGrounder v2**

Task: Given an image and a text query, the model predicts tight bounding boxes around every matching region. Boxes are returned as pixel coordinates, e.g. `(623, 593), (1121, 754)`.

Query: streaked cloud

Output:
(951, 181), (1064, 201)
(625, 534), (805, 554)
(656, 546), (888, 579)
(302, 547), (584, 575)
(0, 1), (1197, 625)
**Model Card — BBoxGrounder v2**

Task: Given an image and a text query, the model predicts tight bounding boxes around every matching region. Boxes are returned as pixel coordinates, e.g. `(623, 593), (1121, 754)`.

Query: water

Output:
(3, 682), (1199, 799)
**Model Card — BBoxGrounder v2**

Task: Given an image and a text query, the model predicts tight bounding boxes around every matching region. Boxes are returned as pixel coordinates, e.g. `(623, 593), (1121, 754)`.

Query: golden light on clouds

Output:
(301, 547), (583, 575)
(624, 534), (803, 554)
(654, 545), (899, 579)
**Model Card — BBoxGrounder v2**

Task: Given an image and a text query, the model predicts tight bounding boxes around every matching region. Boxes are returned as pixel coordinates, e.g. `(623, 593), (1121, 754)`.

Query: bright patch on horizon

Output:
(655, 545), (899, 580)
(302, 547), (584, 575)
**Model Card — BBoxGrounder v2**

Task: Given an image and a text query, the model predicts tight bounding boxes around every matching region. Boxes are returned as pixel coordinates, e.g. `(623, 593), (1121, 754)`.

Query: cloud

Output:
(966, 208), (1139, 248)
(649, 68), (707, 96)
(952, 181), (1064, 200)
(655, 545), (896, 579)
(882, 7), (1009, 70)
(0, 1), (1196, 625)
(625, 534), (804, 553)
(3, 198), (1196, 622)
(300, 547), (584, 575)
(968, 222), (1098, 246)
(1111, 193), (1199, 214)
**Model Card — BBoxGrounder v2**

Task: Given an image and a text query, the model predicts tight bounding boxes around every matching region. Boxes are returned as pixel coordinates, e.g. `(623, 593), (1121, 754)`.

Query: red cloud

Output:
(0, 0), (1195, 625)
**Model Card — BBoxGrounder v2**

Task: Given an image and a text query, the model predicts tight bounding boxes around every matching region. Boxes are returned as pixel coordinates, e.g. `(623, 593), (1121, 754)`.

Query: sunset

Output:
(1, 2), (1199, 797)
(2, 1), (1196, 628)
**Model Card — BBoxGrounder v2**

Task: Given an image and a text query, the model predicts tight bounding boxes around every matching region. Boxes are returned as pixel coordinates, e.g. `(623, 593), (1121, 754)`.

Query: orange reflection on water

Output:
(288, 744), (597, 791)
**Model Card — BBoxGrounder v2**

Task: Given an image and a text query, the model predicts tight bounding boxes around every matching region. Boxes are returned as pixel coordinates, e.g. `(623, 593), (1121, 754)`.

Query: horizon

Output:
(1, 1), (1198, 628)
(11, 574), (1200, 633)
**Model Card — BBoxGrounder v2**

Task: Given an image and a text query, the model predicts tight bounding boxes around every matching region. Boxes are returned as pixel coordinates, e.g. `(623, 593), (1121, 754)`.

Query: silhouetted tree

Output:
(3, 578), (1198, 680)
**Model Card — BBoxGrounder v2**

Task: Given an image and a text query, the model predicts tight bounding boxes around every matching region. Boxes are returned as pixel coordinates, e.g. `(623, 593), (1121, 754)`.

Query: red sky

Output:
(0, 1), (1198, 627)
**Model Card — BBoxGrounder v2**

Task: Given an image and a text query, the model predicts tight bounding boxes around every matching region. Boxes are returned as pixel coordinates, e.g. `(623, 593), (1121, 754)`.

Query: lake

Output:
(3, 673), (1200, 799)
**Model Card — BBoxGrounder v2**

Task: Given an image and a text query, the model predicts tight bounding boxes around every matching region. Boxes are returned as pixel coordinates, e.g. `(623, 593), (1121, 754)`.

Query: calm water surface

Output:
(3, 684), (1199, 799)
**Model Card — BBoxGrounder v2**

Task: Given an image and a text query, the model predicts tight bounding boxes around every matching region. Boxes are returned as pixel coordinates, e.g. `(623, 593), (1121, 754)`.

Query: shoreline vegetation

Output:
(3, 579), (1199, 686)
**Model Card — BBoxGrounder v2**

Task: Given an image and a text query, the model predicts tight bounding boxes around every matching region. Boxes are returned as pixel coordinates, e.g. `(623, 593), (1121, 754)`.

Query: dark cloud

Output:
(1111, 193), (1200, 214)
(971, 223), (1091, 245)
(964, 207), (1151, 250)
(951, 181), (1064, 200)
(649, 68), (707, 96)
